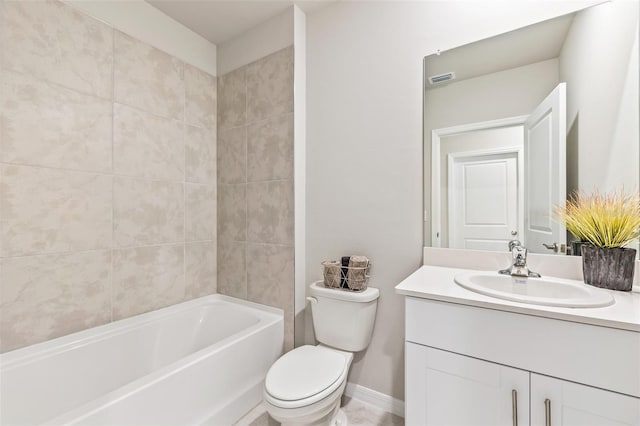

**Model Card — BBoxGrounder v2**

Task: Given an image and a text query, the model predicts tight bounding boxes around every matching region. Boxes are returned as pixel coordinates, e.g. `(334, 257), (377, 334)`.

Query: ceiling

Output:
(147, 0), (335, 45)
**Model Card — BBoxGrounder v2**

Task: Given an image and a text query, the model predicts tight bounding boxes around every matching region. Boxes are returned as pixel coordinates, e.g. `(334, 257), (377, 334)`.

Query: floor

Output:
(234, 397), (404, 426)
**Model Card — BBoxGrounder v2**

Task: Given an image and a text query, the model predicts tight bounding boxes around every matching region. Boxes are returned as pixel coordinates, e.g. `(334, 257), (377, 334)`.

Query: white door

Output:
(524, 83), (566, 254)
(449, 151), (521, 251)
(406, 343), (530, 426)
(531, 374), (640, 426)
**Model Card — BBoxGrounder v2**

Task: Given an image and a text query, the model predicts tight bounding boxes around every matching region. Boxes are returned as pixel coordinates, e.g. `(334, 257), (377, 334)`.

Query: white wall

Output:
(293, 6), (308, 347)
(306, 0), (604, 401)
(63, 0), (217, 75)
(217, 7), (294, 75)
(560, 0), (639, 194)
(425, 59), (559, 133)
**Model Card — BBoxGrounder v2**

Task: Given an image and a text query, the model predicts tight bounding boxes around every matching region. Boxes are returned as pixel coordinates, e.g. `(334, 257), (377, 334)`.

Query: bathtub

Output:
(0, 295), (283, 426)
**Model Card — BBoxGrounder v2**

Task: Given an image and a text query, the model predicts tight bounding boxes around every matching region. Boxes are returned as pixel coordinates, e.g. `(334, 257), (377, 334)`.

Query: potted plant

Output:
(555, 190), (640, 291)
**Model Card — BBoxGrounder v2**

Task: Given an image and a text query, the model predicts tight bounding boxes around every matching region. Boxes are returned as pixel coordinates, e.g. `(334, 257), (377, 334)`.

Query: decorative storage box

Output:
(321, 257), (370, 291)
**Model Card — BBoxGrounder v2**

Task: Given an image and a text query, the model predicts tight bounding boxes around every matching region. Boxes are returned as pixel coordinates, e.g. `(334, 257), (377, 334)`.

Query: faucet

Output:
(499, 240), (541, 278)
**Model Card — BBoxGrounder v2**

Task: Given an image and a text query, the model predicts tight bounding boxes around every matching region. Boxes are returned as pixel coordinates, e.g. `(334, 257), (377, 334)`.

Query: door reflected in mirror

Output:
(423, 0), (639, 254)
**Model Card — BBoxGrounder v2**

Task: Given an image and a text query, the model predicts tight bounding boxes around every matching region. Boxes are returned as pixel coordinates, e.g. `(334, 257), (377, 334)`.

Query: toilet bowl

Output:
(263, 282), (379, 426)
(264, 345), (353, 426)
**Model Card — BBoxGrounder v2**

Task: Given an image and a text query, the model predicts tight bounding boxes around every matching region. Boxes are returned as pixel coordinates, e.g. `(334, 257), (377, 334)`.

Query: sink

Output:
(454, 272), (615, 308)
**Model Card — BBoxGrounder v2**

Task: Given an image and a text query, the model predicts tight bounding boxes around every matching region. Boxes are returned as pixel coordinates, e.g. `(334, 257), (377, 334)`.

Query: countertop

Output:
(395, 265), (640, 332)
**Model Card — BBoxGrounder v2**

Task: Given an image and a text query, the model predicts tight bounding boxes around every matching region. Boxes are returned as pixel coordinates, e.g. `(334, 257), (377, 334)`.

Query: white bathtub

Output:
(0, 295), (283, 426)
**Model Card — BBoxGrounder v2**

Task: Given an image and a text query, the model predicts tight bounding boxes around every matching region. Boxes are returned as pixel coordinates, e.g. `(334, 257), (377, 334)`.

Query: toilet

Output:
(263, 281), (379, 426)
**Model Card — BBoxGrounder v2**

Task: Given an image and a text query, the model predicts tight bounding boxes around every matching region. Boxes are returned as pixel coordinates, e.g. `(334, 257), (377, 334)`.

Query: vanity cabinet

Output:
(403, 297), (640, 426)
(406, 343), (640, 425)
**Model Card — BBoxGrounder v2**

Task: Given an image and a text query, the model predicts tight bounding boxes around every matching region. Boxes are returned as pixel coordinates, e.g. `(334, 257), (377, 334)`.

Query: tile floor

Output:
(234, 397), (404, 426)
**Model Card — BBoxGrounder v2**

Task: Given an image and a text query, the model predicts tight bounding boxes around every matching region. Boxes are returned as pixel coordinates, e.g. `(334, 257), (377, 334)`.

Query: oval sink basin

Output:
(454, 272), (615, 308)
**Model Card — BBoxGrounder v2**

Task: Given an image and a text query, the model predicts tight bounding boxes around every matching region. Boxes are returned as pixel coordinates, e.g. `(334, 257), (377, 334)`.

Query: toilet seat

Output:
(264, 345), (349, 409)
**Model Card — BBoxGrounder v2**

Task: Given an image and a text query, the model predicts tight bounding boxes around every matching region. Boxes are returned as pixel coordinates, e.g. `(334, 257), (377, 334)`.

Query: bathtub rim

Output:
(0, 294), (283, 369)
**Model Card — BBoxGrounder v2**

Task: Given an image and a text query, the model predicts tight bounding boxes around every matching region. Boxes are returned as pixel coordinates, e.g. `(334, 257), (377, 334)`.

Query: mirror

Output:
(423, 0), (639, 254)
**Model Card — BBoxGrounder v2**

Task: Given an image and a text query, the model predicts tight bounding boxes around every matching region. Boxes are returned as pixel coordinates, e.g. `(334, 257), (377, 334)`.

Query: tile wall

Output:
(0, 0), (217, 352)
(217, 46), (295, 351)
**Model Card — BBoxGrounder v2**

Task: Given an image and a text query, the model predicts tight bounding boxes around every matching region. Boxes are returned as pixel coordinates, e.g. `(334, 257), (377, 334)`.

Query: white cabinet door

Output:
(531, 373), (640, 426)
(406, 343), (530, 426)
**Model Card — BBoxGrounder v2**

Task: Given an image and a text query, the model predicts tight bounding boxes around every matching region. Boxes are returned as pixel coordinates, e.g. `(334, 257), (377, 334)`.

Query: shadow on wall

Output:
(567, 113), (580, 197)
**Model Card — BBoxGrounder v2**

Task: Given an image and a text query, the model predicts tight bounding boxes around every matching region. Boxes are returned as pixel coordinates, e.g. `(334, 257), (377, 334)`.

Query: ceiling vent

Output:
(428, 72), (455, 85)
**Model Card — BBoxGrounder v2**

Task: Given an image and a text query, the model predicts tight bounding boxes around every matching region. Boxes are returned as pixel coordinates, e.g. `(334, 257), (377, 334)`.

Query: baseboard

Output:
(344, 382), (405, 418)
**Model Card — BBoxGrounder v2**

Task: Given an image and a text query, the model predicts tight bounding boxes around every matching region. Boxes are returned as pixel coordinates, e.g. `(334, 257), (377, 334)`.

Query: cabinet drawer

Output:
(406, 297), (640, 397)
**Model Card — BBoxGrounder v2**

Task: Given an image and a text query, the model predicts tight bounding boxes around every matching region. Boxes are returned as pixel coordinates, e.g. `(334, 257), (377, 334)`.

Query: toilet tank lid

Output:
(310, 281), (379, 302)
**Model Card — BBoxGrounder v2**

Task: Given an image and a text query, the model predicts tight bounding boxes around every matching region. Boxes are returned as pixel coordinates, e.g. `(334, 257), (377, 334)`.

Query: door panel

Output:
(524, 83), (566, 254)
(449, 152), (519, 251)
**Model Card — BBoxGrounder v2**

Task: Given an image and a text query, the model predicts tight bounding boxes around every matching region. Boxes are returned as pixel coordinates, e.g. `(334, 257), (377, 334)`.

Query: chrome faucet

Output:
(499, 240), (541, 278)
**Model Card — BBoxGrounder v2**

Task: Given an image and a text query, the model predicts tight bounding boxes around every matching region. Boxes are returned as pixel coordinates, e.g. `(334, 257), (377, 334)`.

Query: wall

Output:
(0, 0), (217, 352)
(293, 6), (308, 347)
(217, 8), (294, 76)
(216, 46), (296, 351)
(306, 0), (603, 402)
(560, 0), (639, 195)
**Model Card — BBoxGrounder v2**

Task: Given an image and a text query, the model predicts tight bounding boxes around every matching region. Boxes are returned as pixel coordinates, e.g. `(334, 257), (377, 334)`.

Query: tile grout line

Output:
(0, 240), (215, 261)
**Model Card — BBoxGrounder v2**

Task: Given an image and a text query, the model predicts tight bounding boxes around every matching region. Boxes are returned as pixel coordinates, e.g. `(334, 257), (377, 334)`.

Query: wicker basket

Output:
(321, 260), (370, 291)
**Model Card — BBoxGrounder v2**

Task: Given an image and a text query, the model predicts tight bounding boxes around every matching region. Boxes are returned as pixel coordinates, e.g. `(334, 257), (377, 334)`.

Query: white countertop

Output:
(395, 265), (640, 332)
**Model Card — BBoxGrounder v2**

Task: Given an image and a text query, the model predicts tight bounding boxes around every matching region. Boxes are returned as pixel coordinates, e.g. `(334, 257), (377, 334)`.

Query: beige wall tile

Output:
(246, 46), (294, 123)
(1, 0), (113, 99)
(186, 183), (216, 241)
(217, 240), (247, 299)
(0, 250), (112, 352)
(185, 241), (217, 299)
(218, 183), (246, 242)
(0, 165), (112, 257)
(114, 31), (184, 120)
(0, 2), (223, 351)
(247, 113), (294, 182)
(113, 103), (184, 181)
(247, 180), (294, 245)
(113, 177), (184, 247)
(112, 244), (185, 320)
(218, 126), (247, 184)
(1, 71), (112, 173)
(185, 64), (217, 130)
(247, 243), (294, 350)
(186, 125), (216, 184)
(218, 67), (246, 130)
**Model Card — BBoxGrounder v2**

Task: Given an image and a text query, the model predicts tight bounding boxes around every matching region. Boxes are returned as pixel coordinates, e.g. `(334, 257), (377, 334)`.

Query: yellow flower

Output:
(555, 190), (640, 248)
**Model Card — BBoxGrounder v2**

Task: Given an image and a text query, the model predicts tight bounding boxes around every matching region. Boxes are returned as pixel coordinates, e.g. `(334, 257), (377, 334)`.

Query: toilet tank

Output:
(308, 281), (379, 352)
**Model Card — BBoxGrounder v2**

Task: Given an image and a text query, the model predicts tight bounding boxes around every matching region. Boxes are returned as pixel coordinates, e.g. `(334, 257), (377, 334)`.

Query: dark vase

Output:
(581, 245), (636, 291)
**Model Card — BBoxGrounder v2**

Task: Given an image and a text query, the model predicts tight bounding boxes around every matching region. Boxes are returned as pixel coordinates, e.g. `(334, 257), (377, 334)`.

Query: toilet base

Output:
(333, 408), (348, 426)
(277, 404), (347, 426)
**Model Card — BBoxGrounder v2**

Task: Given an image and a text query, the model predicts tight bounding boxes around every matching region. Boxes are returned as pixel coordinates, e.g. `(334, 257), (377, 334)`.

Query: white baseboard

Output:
(344, 382), (405, 418)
